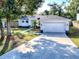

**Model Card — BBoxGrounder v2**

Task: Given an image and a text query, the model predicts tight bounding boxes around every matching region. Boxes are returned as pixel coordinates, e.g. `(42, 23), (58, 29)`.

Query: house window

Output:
(26, 21), (28, 23)
(22, 21), (24, 23)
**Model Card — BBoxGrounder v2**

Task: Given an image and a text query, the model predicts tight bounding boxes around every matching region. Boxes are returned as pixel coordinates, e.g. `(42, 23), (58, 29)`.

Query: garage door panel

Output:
(42, 23), (65, 32)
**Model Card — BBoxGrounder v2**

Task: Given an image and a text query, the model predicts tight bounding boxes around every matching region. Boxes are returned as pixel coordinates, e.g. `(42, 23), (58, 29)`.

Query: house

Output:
(1, 16), (38, 28)
(39, 15), (71, 33)
(18, 16), (29, 27)
(18, 16), (39, 27)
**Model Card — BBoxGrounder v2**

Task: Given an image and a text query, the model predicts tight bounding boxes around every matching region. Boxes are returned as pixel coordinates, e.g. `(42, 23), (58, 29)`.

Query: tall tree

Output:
(0, 0), (43, 55)
(48, 3), (58, 15)
(57, 2), (66, 16)
(0, 0), (26, 55)
(48, 2), (66, 16)
(0, 0), (5, 42)
(24, 0), (44, 15)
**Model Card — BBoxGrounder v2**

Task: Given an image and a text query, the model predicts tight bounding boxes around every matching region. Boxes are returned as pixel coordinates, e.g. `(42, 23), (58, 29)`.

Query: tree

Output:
(41, 10), (49, 15)
(0, 0), (25, 55)
(48, 2), (66, 16)
(0, 0), (44, 55)
(66, 0), (79, 20)
(57, 2), (66, 16)
(48, 3), (58, 15)
(44, 10), (49, 15)
(0, 0), (5, 42)
(24, 0), (44, 15)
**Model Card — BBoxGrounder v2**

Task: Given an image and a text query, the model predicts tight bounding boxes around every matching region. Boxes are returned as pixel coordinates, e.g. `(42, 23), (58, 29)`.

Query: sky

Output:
(37, 0), (67, 14)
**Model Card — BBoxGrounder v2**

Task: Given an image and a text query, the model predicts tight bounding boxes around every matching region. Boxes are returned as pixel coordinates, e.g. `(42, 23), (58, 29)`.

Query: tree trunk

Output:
(0, 17), (5, 42)
(6, 18), (11, 36)
(0, 17), (12, 55)
(0, 27), (5, 41)
(0, 38), (10, 55)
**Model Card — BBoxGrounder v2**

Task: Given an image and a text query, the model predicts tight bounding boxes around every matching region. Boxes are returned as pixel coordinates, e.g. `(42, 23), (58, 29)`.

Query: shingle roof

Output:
(21, 16), (28, 20)
(35, 15), (71, 21)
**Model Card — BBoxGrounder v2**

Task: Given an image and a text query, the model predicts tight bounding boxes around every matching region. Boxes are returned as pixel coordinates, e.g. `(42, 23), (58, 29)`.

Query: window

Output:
(26, 21), (28, 23)
(22, 21), (24, 23)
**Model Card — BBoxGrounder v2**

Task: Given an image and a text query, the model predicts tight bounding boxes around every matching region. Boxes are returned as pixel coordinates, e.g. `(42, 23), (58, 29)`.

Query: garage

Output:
(42, 22), (66, 33)
(39, 15), (71, 33)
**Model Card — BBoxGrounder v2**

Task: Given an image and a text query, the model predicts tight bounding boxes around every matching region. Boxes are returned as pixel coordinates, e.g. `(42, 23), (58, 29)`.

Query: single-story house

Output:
(18, 16), (39, 27)
(1, 16), (39, 28)
(18, 16), (29, 27)
(38, 15), (71, 33)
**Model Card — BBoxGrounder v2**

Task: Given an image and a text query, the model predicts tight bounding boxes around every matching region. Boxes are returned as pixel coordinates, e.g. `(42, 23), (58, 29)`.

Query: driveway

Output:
(0, 33), (79, 59)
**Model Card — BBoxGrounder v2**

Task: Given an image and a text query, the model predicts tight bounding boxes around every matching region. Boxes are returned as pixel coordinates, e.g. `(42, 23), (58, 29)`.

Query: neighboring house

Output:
(18, 16), (29, 27)
(2, 16), (38, 28)
(2, 19), (18, 28)
(39, 15), (71, 33)
(18, 15), (41, 28)
(18, 16), (38, 27)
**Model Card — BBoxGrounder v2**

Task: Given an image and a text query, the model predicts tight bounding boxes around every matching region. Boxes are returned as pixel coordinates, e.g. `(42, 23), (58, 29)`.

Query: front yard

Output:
(68, 26), (79, 48)
(12, 28), (40, 42)
(0, 28), (40, 55)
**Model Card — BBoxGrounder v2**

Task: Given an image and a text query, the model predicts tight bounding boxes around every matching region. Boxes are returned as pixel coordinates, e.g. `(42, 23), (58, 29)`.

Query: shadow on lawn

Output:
(68, 27), (79, 39)
(0, 38), (79, 59)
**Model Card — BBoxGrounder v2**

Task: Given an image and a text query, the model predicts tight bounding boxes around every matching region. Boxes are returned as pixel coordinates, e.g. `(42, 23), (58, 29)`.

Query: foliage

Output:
(48, 2), (58, 15)
(66, 0), (79, 20)
(48, 2), (66, 16)
(23, 0), (44, 15)
(68, 26), (79, 48)
(44, 10), (49, 15)
(0, 0), (43, 55)
(0, 0), (5, 42)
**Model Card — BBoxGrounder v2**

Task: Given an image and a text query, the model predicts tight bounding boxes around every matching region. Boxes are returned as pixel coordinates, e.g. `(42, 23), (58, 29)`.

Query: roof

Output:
(21, 16), (28, 20)
(35, 15), (71, 22)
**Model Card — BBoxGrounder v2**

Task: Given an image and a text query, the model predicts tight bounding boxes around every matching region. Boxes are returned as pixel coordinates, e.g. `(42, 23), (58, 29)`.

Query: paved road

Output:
(0, 33), (79, 59)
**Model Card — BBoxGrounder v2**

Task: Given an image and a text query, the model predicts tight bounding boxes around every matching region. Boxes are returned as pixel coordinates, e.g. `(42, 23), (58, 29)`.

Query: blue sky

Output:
(37, 0), (67, 14)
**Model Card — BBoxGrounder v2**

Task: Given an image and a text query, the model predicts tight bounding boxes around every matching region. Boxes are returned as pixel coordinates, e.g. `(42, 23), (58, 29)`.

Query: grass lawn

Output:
(68, 26), (79, 48)
(0, 28), (40, 55)
(12, 28), (39, 41)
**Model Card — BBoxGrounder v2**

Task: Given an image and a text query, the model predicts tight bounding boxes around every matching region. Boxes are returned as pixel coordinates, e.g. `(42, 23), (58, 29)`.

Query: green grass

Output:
(12, 28), (39, 41)
(74, 20), (79, 23)
(0, 28), (39, 55)
(68, 27), (79, 47)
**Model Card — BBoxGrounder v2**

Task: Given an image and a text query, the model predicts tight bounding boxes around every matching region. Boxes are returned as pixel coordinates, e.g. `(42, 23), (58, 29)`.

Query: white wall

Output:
(40, 21), (69, 32)
(77, 13), (79, 21)
(18, 20), (29, 27)
(65, 22), (69, 31)
(2, 21), (6, 28)
(2, 19), (6, 28)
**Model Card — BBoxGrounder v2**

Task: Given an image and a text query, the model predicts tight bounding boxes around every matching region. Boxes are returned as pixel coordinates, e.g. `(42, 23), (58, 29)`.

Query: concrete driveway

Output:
(0, 33), (79, 59)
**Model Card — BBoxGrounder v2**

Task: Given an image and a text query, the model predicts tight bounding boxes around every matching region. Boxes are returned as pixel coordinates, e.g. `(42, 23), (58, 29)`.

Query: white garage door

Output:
(42, 22), (66, 32)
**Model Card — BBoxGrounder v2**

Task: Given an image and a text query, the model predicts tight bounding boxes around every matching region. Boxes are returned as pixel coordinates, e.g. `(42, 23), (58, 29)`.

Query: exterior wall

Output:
(18, 20), (29, 27)
(65, 22), (69, 31)
(2, 20), (18, 28)
(77, 13), (79, 21)
(18, 16), (37, 27)
(40, 21), (69, 32)
(2, 21), (6, 28)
